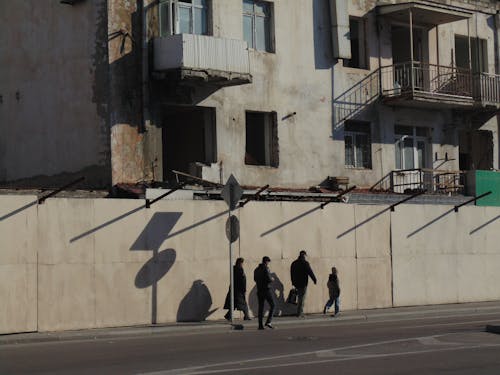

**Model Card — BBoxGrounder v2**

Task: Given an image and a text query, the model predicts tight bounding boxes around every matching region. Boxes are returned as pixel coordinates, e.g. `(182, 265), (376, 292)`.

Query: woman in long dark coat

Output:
(224, 258), (251, 320)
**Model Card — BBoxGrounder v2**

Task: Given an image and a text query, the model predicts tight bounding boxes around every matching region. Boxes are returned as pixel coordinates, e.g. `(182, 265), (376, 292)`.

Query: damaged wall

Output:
(0, 0), (110, 188)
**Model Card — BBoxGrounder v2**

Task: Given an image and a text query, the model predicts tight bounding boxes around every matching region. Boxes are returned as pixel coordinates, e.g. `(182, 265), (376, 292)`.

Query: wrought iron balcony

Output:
(380, 62), (500, 109)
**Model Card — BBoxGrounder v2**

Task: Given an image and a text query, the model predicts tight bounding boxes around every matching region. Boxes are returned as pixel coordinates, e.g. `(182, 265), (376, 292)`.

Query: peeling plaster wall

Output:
(147, 0), (499, 189)
(0, 0), (110, 188)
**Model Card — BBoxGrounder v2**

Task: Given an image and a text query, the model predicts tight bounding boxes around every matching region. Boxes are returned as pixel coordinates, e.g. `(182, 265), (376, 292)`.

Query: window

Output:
(344, 121), (371, 168)
(245, 111), (278, 167)
(160, 0), (209, 36)
(394, 125), (429, 170)
(243, 0), (273, 52)
(343, 18), (367, 69)
(455, 35), (488, 73)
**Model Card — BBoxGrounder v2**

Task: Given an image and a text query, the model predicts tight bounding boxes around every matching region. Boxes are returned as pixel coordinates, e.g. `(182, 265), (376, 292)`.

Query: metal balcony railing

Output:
(370, 168), (466, 195)
(334, 61), (500, 125)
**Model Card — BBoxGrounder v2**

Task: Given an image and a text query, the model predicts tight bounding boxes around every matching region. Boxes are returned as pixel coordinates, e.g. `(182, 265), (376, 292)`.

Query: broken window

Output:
(162, 106), (216, 181)
(243, 0), (274, 52)
(343, 18), (367, 69)
(245, 111), (278, 167)
(344, 120), (371, 168)
(160, 0), (209, 36)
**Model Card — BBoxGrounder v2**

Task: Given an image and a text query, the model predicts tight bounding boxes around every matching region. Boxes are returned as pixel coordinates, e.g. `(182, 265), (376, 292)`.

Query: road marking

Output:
(400, 318), (500, 330)
(141, 343), (500, 374)
(138, 333), (500, 375)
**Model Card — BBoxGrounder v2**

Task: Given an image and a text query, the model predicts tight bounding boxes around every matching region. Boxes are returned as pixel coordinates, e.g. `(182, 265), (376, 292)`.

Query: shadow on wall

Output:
(177, 280), (218, 322)
(248, 272), (296, 318)
(135, 248), (176, 288)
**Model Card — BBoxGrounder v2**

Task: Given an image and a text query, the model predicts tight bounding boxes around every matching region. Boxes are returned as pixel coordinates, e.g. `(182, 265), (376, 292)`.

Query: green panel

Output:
(475, 170), (500, 207)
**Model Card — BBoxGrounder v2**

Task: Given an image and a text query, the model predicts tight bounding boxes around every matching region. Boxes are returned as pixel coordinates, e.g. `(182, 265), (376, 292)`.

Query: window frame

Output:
(159, 0), (211, 36)
(242, 0), (275, 53)
(343, 17), (368, 70)
(245, 110), (279, 167)
(394, 125), (430, 170)
(344, 121), (372, 169)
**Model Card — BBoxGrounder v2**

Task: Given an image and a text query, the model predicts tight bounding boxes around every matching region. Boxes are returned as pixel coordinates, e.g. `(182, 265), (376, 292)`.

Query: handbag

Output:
(286, 288), (298, 305)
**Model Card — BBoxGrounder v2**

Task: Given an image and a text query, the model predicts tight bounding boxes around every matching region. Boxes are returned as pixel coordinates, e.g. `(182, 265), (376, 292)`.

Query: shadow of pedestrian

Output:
(177, 280), (218, 322)
(248, 273), (296, 317)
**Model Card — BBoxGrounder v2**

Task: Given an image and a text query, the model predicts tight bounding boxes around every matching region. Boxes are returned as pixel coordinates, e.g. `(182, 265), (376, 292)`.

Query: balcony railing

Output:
(381, 62), (473, 99)
(473, 72), (500, 104)
(370, 168), (466, 195)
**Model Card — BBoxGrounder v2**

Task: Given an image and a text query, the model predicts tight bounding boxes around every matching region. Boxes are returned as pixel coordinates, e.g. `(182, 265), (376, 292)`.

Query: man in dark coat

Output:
(254, 256), (275, 329)
(224, 258), (250, 320)
(290, 250), (317, 317)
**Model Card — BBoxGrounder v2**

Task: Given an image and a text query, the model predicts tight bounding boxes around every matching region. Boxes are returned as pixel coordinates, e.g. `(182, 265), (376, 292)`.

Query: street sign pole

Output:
(221, 174), (243, 326)
(229, 208), (234, 324)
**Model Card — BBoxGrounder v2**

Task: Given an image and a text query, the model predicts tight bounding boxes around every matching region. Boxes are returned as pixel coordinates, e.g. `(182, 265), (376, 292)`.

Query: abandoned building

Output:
(1, 0), (500, 195)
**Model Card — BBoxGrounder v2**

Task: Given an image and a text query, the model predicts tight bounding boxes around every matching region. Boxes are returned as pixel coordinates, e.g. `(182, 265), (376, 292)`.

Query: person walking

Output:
(254, 256), (275, 330)
(290, 250), (317, 317)
(224, 257), (251, 321)
(323, 266), (340, 316)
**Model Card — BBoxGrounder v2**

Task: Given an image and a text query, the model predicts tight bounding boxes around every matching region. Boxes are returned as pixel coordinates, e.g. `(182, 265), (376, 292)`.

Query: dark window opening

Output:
(245, 111), (278, 167)
(162, 106), (216, 181)
(343, 18), (367, 69)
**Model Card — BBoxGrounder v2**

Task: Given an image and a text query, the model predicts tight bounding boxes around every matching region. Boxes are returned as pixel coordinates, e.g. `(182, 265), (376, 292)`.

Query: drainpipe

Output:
(409, 7), (414, 93)
(495, 11), (500, 75)
(141, 0), (149, 135)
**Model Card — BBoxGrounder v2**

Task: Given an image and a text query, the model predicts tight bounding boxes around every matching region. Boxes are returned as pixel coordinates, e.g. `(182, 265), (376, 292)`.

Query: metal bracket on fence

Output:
(145, 182), (187, 208)
(37, 177), (85, 204)
(454, 191), (492, 212)
(239, 185), (269, 208)
(320, 186), (357, 209)
(389, 190), (426, 212)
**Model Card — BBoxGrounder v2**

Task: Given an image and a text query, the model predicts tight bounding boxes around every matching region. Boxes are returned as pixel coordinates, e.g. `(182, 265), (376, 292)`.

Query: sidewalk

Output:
(2, 301), (500, 345)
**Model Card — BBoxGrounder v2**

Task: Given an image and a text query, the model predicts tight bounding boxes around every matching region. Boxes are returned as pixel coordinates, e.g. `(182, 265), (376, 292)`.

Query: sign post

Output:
(221, 174), (243, 324)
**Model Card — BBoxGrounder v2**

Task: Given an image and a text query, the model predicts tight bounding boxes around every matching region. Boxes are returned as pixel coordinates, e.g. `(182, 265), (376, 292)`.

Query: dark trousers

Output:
(296, 286), (307, 316)
(224, 301), (250, 320)
(257, 289), (275, 328)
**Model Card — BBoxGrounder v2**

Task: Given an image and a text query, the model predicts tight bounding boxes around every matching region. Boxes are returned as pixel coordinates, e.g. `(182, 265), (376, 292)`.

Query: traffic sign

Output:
(221, 174), (243, 210)
(225, 215), (240, 243)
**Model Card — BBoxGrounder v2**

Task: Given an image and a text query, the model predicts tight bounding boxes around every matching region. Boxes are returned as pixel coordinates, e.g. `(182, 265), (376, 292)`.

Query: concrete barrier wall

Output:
(0, 195), (38, 334)
(392, 205), (500, 307)
(1, 195), (498, 333)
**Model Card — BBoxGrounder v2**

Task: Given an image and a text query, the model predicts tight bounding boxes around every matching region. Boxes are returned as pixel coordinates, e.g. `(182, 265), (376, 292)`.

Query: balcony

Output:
(153, 34), (252, 87)
(380, 62), (500, 110)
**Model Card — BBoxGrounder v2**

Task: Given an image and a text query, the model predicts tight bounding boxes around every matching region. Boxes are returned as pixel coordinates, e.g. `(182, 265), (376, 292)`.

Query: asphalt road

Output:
(2, 310), (500, 375)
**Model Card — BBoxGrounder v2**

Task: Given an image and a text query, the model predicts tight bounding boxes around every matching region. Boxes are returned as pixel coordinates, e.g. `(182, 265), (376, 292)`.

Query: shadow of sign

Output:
(130, 212), (183, 324)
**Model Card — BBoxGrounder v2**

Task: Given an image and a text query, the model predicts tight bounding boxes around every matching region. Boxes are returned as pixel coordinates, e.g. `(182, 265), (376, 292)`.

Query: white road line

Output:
(166, 343), (500, 374)
(139, 333), (494, 375)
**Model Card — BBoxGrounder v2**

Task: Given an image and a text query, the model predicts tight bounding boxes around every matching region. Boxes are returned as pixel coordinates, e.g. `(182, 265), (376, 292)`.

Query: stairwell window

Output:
(245, 111), (279, 167)
(345, 121), (371, 169)
(243, 0), (274, 52)
(160, 0), (209, 36)
(343, 17), (367, 69)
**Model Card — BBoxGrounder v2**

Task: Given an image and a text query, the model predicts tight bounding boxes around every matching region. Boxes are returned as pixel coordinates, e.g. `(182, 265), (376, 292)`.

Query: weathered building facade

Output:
(1, 0), (499, 190)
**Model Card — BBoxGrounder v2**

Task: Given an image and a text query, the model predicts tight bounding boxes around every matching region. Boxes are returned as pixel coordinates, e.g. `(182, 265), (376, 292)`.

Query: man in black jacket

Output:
(290, 250), (317, 317)
(254, 256), (275, 329)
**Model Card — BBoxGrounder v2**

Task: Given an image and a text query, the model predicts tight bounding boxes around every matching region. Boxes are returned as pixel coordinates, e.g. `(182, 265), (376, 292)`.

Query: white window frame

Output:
(394, 126), (429, 170)
(242, 0), (274, 52)
(159, 0), (209, 36)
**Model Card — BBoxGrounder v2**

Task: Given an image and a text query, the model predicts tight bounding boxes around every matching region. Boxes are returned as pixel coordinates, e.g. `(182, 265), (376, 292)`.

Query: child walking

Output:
(324, 267), (340, 316)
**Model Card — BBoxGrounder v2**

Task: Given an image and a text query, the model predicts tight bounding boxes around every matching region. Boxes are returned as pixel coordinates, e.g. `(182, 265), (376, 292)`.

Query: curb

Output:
(2, 302), (500, 345)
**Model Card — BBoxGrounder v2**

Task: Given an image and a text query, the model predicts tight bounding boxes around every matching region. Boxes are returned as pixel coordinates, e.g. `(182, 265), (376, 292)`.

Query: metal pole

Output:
(229, 186), (234, 324)
(409, 7), (414, 93)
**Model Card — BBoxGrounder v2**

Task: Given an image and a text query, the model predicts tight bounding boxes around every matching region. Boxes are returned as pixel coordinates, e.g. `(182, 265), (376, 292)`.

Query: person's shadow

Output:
(176, 280), (218, 322)
(248, 272), (296, 318)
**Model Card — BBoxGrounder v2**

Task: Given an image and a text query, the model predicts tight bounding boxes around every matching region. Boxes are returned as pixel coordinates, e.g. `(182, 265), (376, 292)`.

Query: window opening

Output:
(245, 111), (278, 167)
(343, 18), (367, 69)
(160, 0), (209, 36)
(344, 121), (371, 168)
(243, 0), (273, 52)
(394, 125), (429, 170)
